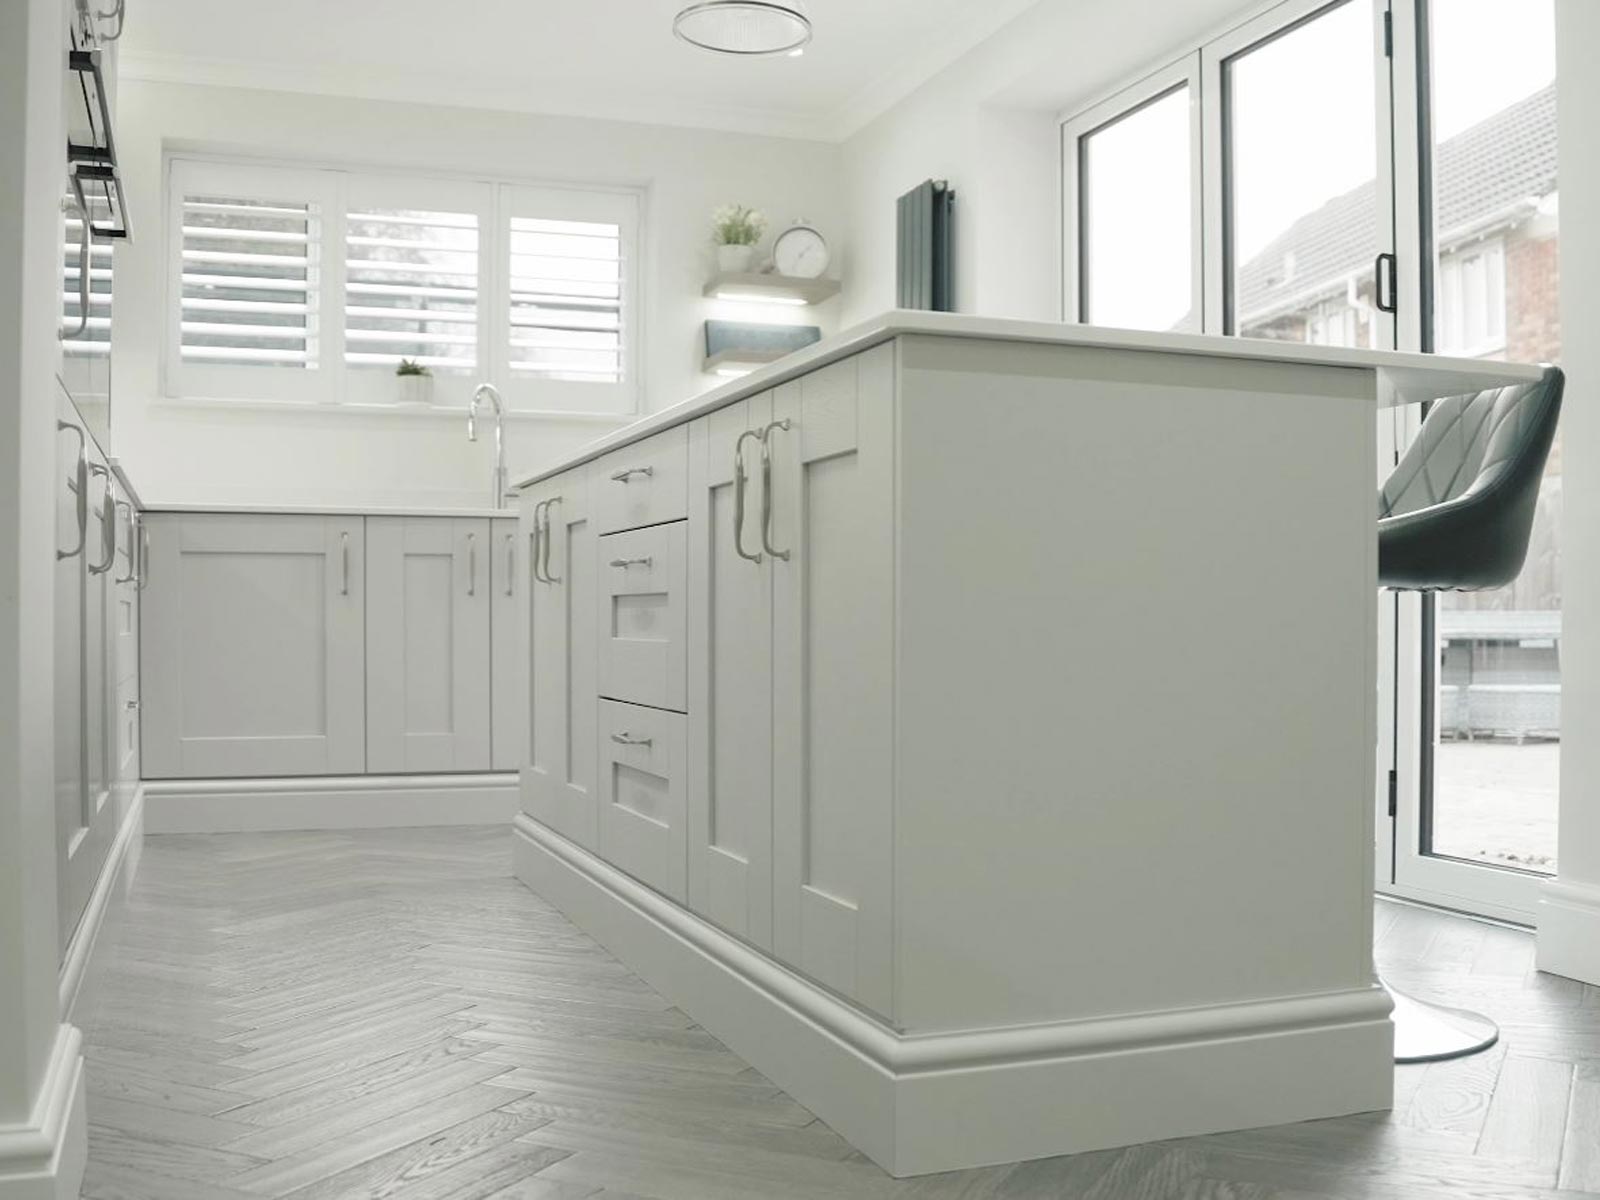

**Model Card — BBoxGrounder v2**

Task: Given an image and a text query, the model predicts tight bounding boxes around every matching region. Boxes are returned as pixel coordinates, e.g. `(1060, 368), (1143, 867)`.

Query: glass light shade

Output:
(674, 1), (812, 56)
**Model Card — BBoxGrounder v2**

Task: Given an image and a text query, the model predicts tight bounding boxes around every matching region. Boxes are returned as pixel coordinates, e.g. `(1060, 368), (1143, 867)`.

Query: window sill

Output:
(151, 396), (638, 424)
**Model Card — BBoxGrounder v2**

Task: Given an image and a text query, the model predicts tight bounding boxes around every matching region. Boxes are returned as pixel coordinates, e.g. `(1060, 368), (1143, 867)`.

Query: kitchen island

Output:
(508, 311), (1542, 1176)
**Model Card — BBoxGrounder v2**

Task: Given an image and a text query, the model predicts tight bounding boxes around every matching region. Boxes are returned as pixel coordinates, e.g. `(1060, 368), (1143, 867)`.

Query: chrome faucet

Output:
(467, 383), (507, 509)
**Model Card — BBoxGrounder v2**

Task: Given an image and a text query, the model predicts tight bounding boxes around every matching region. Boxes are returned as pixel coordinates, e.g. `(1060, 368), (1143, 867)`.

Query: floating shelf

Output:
(704, 271), (841, 306)
(703, 320), (821, 376)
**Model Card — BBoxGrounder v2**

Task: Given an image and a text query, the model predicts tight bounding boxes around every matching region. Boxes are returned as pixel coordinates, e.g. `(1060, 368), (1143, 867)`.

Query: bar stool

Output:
(1378, 364), (1563, 1062)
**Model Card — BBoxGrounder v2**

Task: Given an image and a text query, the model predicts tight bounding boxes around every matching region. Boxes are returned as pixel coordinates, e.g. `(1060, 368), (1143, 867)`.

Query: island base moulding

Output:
(0, 1026), (87, 1200)
(514, 816), (1395, 1178)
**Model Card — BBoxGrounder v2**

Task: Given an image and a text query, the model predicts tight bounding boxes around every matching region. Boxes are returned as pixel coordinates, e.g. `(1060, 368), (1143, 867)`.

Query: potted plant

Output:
(396, 359), (433, 405)
(712, 204), (767, 273)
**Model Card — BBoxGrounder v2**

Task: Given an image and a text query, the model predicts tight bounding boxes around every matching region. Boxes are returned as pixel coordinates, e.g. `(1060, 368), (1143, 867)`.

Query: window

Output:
(1062, 59), (1200, 333)
(503, 185), (638, 413)
(1222, 0), (1380, 347)
(1436, 240), (1507, 357)
(166, 157), (639, 413)
(180, 195), (319, 369)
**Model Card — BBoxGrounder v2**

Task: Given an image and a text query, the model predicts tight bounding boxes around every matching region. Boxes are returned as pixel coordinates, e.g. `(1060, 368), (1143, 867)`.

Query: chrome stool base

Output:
(1389, 984), (1499, 1064)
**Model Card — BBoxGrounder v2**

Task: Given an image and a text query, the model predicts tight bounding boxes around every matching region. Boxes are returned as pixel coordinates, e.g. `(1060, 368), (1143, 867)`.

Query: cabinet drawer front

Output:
(595, 426), (689, 534)
(598, 699), (687, 902)
(597, 522), (687, 712)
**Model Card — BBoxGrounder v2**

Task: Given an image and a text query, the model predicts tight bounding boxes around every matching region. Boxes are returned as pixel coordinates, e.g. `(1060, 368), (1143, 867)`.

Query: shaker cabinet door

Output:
(771, 348), (897, 1016)
(141, 513), (367, 778)
(366, 517), (492, 774)
(522, 468), (600, 847)
(686, 395), (776, 950)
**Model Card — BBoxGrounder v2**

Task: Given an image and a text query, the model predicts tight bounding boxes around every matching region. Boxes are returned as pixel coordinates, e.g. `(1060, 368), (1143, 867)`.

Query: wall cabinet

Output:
(521, 348), (895, 1015)
(142, 514), (367, 778)
(366, 517), (491, 773)
(520, 470), (599, 847)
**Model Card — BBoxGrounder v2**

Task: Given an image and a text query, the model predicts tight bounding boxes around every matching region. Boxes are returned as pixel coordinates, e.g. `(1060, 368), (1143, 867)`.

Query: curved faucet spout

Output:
(469, 383), (508, 508)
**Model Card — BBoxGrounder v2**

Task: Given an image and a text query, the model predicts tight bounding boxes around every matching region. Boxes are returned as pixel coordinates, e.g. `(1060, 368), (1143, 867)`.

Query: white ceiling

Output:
(119, 0), (1047, 141)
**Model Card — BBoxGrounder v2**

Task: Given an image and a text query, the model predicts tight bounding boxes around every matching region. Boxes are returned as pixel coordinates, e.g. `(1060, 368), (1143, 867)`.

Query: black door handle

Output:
(1375, 252), (1398, 315)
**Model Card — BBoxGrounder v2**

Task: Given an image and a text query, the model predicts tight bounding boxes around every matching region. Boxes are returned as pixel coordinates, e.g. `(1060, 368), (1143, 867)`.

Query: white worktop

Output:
(140, 502), (513, 519)
(513, 310), (1546, 489)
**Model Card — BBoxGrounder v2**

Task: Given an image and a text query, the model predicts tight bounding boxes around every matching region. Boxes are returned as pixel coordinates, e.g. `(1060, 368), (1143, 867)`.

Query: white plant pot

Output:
(717, 244), (757, 273)
(398, 374), (434, 405)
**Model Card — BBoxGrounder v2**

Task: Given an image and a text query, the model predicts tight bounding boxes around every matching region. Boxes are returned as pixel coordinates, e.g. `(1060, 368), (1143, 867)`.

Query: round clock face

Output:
(773, 225), (829, 279)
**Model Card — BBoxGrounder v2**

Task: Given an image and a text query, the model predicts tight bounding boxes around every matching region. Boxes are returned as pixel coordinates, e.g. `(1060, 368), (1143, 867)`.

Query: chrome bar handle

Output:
(467, 532), (477, 597)
(60, 195), (91, 340)
(759, 419), (792, 562)
(113, 502), (136, 584)
(610, 732), (653, 747)
(87, 463), (115, 575)
(340, 531), (350, 596)
(57, 421), (87, 561)
(530, 501), (548, 584)
(96, 0), (127, 42)
(138, 524), (149, 590)
(610, 466), (654, 483)
(504, 532), (515, 597)
(733, 430), (763, 565)
(541, 497), (562, 584)
(608, 557), (653, 570)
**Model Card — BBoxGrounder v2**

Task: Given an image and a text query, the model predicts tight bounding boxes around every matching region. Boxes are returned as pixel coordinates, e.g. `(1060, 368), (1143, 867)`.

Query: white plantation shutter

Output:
(180, 197), (318, 366)
(508, 216), (622, 381)
(344, 208), (480, 373)
(502, 186), (638, 414)
(166, 158), (638, 413)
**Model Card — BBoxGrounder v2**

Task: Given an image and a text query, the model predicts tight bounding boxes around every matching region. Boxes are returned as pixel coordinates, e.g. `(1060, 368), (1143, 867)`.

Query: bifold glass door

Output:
(1387, 0), (1559, 922)
(1059, 0), (1559, 922)
(1213, 0), (1393, 352)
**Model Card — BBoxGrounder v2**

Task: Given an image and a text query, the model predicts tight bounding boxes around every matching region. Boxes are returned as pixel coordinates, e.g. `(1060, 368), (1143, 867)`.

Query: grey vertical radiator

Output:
(896, 179), (954, 311)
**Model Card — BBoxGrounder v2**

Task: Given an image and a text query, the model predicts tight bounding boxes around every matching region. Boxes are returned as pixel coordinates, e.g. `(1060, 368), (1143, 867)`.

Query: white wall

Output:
(1539, 0), (1600, 984)
(111, 80), (844, 507)
(838, 0), (1253, 326)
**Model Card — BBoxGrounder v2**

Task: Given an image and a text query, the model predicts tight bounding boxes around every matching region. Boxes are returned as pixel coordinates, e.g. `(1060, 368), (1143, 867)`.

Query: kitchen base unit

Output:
(510, 312), (1544, 1176)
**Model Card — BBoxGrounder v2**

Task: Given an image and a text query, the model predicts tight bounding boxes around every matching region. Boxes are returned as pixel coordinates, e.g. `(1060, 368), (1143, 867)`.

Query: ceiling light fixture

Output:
(673, 0), (812, 56)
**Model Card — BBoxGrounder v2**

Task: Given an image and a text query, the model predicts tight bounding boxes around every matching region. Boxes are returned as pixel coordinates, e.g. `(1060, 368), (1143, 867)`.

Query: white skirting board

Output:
(513, 815), (1395, 1177)
(0, 1025), (86, 1200)
(143, 773), (518, 833)
(59, 786), (144, 1026)
(1537, 879), (1600, 986)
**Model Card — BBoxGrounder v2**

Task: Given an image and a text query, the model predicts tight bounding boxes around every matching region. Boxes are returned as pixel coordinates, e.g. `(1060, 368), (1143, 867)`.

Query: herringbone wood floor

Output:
(76, 827), (1600, 1199)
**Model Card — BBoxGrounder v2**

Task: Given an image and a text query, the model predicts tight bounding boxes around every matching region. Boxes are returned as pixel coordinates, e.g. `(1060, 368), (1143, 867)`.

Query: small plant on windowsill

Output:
(396, 359), (434, 406)
(712, 204), (767, 274)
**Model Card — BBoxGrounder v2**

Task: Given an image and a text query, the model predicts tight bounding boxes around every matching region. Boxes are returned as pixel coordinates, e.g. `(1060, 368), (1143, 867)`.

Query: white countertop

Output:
(141, 502), (514, 519)
(511, 310), (1547, 490)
